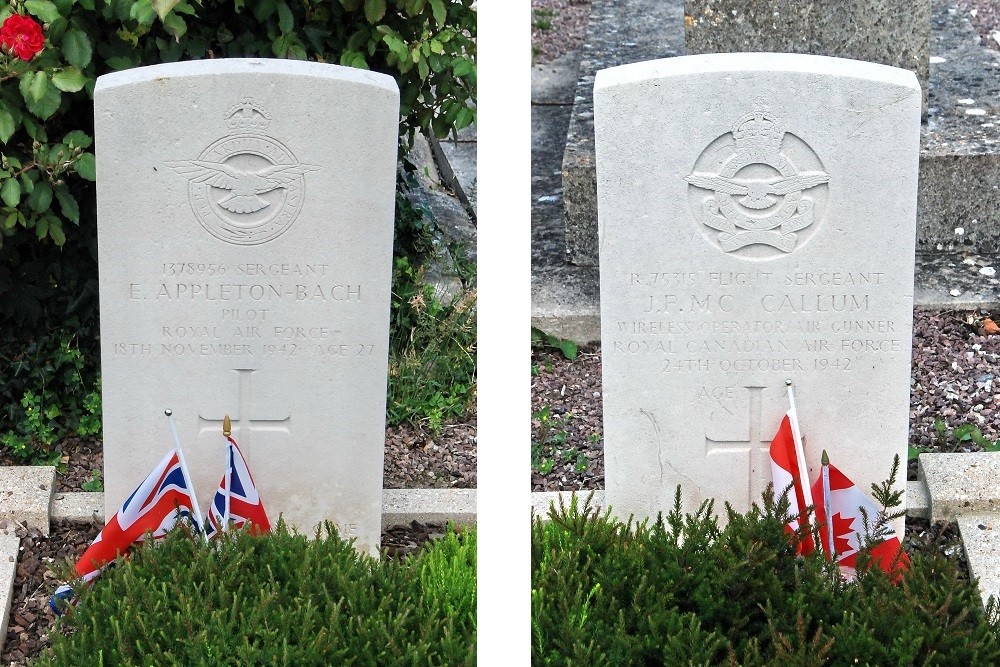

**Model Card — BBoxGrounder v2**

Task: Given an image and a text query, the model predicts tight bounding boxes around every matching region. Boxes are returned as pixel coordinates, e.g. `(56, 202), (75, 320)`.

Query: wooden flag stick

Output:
(784, 380), (814, 510)
(165, 409), (208, 544)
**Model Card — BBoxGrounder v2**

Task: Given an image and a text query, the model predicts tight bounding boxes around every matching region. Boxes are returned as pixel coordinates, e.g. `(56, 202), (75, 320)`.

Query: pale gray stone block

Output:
(919, 452), (1000, 521)
(0, 534), (19, 653)
(381, 489), (476, 529)
(957, 514), (1000, 608)
(0, 467), (54, 536)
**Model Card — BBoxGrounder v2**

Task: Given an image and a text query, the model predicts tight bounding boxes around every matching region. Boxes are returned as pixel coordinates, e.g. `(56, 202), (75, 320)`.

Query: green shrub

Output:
(0, 321), (100, 462)
(40, 522), (476, 665)
(387, 252), (475, 430)
(0, 0), (476, 327)
(532, 492), (1000, 666)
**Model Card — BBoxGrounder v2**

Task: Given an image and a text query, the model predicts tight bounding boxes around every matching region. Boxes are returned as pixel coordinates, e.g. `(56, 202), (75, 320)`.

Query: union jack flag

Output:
(75, 449), (196, 582)
(204, 436), (270, 539)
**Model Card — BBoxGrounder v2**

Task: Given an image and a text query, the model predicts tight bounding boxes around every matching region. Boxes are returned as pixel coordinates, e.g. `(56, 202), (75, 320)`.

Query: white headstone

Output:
(595, 54), (921, 529)
(95, 59), (398, 554)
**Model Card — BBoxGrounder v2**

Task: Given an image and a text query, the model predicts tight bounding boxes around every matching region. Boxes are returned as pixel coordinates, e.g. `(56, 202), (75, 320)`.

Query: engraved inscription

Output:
(167, 98), (319, 246)
(686, 99), (829, 259)
(611, 269), (906, 375)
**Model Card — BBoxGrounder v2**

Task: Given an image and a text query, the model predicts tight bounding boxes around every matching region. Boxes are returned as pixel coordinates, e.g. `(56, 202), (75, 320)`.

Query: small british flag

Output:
(75, 449), (196, 582)
(204, 436), (270, 539)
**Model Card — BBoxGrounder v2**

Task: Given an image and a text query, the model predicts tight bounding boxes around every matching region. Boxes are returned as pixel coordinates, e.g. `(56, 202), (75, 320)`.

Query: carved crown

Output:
(225, 98), (271, 133)
(732, 99), (783, 153)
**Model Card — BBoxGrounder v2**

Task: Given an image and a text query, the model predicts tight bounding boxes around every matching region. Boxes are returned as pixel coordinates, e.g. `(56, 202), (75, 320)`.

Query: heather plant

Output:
(39, 522), (476, 665)
(532, 491), (1000, 666)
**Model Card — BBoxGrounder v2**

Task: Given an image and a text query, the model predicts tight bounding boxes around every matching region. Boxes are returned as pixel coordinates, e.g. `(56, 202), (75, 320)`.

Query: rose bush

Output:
(0, 14), (44, 60)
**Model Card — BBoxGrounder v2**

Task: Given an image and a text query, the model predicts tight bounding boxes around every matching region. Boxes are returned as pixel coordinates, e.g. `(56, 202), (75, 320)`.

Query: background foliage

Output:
(0, 0), (476, 457)
(532, 493), (1000, 666)
(39, 522), (477, 665)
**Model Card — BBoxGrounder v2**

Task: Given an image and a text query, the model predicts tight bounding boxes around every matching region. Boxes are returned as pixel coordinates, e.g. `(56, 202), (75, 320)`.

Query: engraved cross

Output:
(704, 385), (771, 506)
(198, 368), (290, 447)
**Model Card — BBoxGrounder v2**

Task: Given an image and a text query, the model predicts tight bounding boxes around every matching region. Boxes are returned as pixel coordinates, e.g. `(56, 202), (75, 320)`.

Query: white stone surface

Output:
(957, 514), (1000, 608)
(595, 54), (921, 528)
(95, 60), (398, 555)
(0, 467), (54, 535)
(0, 534), (18, 653)
(919, 452), (1000, 521)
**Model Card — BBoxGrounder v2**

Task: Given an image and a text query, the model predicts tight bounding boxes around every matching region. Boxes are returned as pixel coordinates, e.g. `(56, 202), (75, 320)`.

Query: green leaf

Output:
(428, 0), (445, 26)
(19, 72), (62, 120)
(1, 178), (21, 207)
(162, 12), (186, 40)
(53, 184), (78, 222)
(51, 67), (86, 92)
(2, 212), (16, 230)
(557, 339), (579, 360)
(28, 181), (52, 213)
(364, 0), (385, 22)
(151, 0), (180, 20)
(74, 152), (96, 181)
(0, 107), (15, 143)
(277, 1), (293, 32)
(47, 216), (64, 245)
(35, 215), (48, 239)
(452, 58), (473, 77)
(62, 130), (92, 148)
(253, 0), (276, 21)
(61, 29), (92, 68)
(24, 0), (61, 23)
(129, 0), (156, 24)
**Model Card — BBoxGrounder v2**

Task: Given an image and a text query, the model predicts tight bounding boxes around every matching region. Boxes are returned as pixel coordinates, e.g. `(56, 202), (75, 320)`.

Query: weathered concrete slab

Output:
(51, 492), (104, 524)
(0, 467), (54, 536)
(684, 0), (930, 111)
(957, 513), (1000, 607)
(0, 534), (18, 654)
(919, 452), (1000, 521)
(381, 488), (476, 528)
(562, 0), (682, 266)
(34, 487), (477, 530)
(921, 0), (1000, 254)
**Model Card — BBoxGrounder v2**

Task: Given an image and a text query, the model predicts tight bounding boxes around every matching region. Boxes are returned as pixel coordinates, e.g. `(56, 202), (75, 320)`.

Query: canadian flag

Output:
(810, 462), (910, 579)
(769, 412), (814, 555)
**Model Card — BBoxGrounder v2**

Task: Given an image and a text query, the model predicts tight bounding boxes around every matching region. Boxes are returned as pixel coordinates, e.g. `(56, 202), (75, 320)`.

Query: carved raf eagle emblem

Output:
(684, 172), (830, 210)
(168, 98), (322, 246)
(166, 160), (320, 214)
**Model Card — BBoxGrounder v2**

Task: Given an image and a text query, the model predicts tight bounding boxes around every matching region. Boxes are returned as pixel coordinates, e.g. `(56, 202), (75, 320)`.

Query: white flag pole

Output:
(822, 449), (835, 558)
(784, 380), (814, 510)
(165, 409), (208, 544)
(222, 415), (233, 533)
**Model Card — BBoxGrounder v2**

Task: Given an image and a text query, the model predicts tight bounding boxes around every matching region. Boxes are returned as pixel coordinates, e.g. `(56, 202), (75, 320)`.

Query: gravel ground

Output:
(531, 0), (591, 63)
(532, 309), (1000, 492)
(956, 0), (1000, 49)
(0, 419), (477, 493)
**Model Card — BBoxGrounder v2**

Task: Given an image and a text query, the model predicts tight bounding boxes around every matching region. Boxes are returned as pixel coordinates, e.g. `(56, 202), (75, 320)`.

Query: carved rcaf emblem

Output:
(168, 98), (319, 246)
(685, 100), (829, 258)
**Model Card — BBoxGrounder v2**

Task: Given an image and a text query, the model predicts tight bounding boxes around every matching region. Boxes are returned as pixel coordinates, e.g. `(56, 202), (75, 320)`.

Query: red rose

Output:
(1, 14), (44, 61)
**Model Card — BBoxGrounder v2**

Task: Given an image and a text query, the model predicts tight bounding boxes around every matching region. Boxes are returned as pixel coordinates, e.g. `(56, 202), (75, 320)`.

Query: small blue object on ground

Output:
(49, 584), (75, 616)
